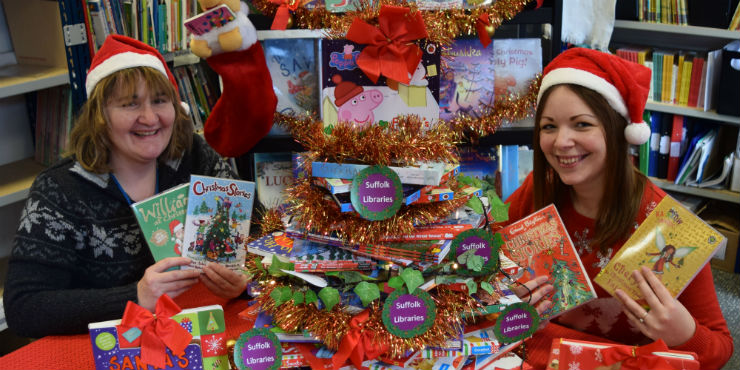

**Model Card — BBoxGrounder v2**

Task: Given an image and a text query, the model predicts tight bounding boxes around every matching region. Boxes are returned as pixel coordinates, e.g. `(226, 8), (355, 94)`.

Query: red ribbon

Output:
(600, 339), (678, 370)
(332, 309), (389, 370)
(116, 295), (193, 369)
(346, 5), (428, 84)
(475, 13), (492, 49)
(270, 0), (299, 30)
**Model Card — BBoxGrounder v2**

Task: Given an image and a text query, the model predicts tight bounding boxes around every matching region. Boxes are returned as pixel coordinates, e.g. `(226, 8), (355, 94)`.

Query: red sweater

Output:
(505, 173), (733, 369)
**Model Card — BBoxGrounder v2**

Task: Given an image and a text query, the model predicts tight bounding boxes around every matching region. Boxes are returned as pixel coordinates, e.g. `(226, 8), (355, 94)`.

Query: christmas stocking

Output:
(190, 1), (277, 157)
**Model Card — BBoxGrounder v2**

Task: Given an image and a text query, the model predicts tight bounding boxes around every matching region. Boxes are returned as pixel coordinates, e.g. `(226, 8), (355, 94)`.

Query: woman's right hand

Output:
(137, 257), (200, 311)
(510, 275), (553, 315)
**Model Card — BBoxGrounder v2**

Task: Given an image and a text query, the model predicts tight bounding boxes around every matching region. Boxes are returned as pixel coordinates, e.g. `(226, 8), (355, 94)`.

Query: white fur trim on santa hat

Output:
(624, 122), (651, 145)
(85, 51), (169, 97)
(538, 67), (630, 124)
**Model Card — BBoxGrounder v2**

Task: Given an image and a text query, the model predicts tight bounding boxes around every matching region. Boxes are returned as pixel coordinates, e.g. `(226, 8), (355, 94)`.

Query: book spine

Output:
(311, 162), (448, 186)
(666, 115), (684, 181)
(657, 113), (672, 179)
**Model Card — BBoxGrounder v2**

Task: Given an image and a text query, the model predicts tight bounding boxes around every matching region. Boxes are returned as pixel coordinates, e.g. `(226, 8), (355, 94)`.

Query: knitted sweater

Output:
(505, 173), (733, 369)
(3, 134), (236, 338)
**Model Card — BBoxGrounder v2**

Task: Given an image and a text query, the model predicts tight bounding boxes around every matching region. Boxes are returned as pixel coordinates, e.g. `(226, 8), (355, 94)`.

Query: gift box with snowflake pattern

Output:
(88, 305), (229, 370)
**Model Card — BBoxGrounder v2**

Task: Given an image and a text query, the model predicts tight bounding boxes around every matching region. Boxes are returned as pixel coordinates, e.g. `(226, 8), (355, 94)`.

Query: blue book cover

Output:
(648, 111), (661, 177)
(440, 37), (495, 121)
(182, 175), (255, 271)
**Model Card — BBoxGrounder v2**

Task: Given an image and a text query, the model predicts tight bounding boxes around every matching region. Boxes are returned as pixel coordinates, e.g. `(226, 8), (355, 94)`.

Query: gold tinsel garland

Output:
(255, 282), (481, 358)
(251, 0), (533, 46)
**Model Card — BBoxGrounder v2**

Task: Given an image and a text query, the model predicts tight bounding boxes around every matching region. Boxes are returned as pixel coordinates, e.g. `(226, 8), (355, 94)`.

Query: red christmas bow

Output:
(332, 309), (389, 370)
(270, 0), (299, 30)
(117, 295), (193, 369)
(601, 339), (678, 370)
(346, 5), (428, 84)
(475, 13), (493, 49)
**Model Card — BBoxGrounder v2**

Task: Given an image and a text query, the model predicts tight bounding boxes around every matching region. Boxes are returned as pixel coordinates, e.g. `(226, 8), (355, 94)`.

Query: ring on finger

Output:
(638, 310), (649, 323)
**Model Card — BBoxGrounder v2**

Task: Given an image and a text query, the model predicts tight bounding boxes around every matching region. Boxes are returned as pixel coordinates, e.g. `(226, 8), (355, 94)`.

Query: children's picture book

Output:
(131, 183), (189, 264)
(184, 4), (236, 36)
(320, 38), (440, 130)
(594, 195), (726, 301)
(182, 175), (255, 271)
(440, 37), (496, 121)
(253, 152), (293, 210)
(498, 204), (596, 320)
(492, 38), (542, 128)
(262, 38), (319, 136)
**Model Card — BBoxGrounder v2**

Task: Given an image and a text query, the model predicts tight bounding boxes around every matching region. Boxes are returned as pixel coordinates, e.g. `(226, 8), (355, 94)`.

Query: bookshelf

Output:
(611, 19), (740, 203)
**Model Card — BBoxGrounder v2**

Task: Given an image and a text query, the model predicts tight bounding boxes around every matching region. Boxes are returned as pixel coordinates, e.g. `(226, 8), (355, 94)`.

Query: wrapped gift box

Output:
(546, 338), (699, 370)
(88, 304), (228, 370)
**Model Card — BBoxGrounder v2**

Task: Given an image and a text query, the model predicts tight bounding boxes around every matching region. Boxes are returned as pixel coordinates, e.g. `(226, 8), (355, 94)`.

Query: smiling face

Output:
(105, 77), (175, 169)
(538, 85), (607, 192)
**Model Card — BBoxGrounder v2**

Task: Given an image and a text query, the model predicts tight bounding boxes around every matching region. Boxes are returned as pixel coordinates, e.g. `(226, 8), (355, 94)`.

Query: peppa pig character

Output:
(342, 44), (355, 60)
(332, 75), (383, 129)
(408, 61), (429, 87)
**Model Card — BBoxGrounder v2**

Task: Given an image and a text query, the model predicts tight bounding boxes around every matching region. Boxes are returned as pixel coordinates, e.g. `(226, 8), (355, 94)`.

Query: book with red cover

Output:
(666, 114), (684, 181)
(497, 204), (596, 320)
(687, 55), (705, 107)
(546, 338), (699, 370)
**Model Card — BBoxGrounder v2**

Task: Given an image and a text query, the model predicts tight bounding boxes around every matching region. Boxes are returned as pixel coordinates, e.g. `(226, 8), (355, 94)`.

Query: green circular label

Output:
(493, 302), (540, 343)
(350, 165), (403, 221)
(95, 332), (117, 351)
(450, 229), (502, 276)
(382, 289), (436, 338)
(234, 328), (282, 370)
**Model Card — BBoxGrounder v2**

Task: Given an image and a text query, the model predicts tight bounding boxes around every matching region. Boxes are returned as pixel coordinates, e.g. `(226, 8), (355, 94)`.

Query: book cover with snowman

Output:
(182, 175), (255, 271)
(320, 38), (440, 130)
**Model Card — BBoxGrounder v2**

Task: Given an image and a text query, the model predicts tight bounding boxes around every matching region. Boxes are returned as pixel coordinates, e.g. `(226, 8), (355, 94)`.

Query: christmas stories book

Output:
(594, 195), (726, 301)
(181, 175), (255, 271)
(498, 204), (596, 320)
(131, 183), (189, 263)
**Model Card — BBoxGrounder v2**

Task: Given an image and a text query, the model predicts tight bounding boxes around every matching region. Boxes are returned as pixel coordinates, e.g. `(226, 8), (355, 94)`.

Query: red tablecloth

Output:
(0, 283), (252, 370)
(0, 283), (614, 370)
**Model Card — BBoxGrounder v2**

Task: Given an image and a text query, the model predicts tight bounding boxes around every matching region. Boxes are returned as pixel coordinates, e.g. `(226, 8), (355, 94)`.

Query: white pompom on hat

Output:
(85, 34), (189, 113)
(538, 47), (652, 145)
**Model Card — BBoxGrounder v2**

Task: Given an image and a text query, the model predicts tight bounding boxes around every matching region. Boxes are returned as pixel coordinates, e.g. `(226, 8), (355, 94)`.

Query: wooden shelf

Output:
(0, 64), (69, 99)
(645, 101), (740, 125)
(0, 159), (45, 208)
(612, 20), (740, 50)
(650, 177), (740, 204)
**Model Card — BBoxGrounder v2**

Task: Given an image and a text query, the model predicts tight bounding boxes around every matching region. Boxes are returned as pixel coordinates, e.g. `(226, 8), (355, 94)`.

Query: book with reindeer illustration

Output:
(497, 204), (596, 320)
(594, 195), (726, 301)
(182, 175), (254, 271)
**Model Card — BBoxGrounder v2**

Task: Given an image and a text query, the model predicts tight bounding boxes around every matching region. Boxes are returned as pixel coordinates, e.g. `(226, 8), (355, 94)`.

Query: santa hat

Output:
(538, 47), (652, 145)
(86, 35), (189, 113)
(332, 75), (363, 107)
(169, 220), (183, 235)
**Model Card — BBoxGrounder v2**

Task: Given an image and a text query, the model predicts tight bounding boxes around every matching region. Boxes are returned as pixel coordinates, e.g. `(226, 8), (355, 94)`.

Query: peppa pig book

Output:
(320, 38), (440, 130)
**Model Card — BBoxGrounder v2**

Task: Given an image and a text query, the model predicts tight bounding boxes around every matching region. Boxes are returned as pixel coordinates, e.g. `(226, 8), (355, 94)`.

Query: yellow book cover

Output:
(594, 195), (726, 301)
(674, 54), (684, 104)
(679, 59), (692, 106)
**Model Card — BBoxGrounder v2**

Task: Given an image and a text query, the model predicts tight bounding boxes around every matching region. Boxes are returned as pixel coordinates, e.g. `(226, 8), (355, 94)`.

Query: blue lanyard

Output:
(110, 171), (159, 205)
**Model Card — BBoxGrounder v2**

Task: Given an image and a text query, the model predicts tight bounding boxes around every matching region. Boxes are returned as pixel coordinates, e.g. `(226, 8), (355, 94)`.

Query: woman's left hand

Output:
(200, 262), (250, 300)
(614, 266), (696, 346)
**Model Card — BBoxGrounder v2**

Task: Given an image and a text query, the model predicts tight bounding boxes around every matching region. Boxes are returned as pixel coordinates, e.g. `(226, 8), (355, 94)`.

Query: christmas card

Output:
(131, 183), (189, 264)
(320, 38), (440, 130)
(498, 204), (596, 320)
(182, 175), (254, 271)
(440, 37), (496, 121)
(88, 305), (228, 370)
(594, 195), (726, 301)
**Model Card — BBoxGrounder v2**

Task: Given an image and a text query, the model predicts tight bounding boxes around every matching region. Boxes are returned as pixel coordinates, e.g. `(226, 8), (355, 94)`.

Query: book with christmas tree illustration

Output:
(181, 175), (255, 271)
(497, 204), (596, 320)
(130, 183), (189, 264)
(594, 195), (726, 301)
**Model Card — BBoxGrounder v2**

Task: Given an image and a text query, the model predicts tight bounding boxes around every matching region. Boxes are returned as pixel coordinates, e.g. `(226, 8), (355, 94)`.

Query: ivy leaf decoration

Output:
(387, 276), (405, 290)
(466, 254), (485, 272)
(305, 290), (318, 306)
(325, 271), (375, 284)
(318, 287), (340, 311)
(401, 268), (424, 294)
(435, 275), (460, 286)
(253, 257), (266, 275)
(292, 291), (305, 305)
(268, 255), (294, 277)
(465, 196), (485, 215)
(270, 286), (293, 306)
(480, 281), (495, 295)
(457, 249), (476, 265)
(354, 281), (380, 307)
(464, 278), (478, 295)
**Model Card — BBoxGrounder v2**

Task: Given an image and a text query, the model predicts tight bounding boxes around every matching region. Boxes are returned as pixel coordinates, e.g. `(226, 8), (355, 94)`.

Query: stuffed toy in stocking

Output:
(189, 0), (277, 157)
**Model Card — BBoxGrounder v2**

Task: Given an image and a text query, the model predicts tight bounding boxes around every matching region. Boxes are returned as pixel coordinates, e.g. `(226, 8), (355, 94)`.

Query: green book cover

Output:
(131, 183), (189, 264)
